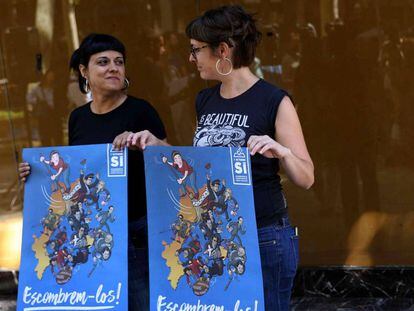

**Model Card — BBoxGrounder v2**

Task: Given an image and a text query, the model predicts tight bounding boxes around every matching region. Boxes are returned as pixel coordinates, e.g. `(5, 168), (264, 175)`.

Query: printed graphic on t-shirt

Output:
(194, 113), (249, 147)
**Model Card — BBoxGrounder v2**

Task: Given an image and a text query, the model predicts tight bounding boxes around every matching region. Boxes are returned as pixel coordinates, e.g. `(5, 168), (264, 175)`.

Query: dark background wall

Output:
(1, 0), (414, 269)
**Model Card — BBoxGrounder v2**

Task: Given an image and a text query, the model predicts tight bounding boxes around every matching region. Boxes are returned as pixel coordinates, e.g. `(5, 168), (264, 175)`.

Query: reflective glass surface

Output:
(1, 0), (413, 269)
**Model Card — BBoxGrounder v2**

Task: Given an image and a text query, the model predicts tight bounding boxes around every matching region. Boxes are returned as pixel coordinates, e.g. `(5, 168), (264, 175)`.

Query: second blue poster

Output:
(144, 146), (264, 311)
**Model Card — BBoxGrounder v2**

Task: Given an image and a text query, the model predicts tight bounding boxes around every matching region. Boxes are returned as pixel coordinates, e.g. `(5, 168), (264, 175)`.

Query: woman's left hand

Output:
(112, 131), (133, 150)
(127, 130), (167, 150)
(247, 135), (291, 159)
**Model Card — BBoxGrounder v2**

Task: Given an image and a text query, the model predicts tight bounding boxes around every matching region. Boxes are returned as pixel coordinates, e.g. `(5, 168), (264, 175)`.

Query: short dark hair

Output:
(102, 247), (112, 260)
(211, 233), (221, 243)
(69, 33), (126, 93)
(235, 259), (245, 274)
(49, 150), (59, 158)
(172, 151), (181, 159)
(212, 179), (220, 186)
(186, 5), (261, 69)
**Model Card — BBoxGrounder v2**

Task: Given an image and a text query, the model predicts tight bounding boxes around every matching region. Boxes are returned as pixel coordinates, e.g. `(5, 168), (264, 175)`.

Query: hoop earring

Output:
(123, 78), (130, 90)
(84, 79), (90, 93)
(215, 57), (233, 76)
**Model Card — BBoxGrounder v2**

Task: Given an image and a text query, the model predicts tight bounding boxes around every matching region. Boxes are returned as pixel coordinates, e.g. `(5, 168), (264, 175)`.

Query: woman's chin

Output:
(199, 71), (214, 81)
(101, 85), (124, 93)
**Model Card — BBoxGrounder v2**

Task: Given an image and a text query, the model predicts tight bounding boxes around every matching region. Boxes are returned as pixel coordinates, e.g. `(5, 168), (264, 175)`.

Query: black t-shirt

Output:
(193, 79), (288, 228)
(69, 95), (166, 222)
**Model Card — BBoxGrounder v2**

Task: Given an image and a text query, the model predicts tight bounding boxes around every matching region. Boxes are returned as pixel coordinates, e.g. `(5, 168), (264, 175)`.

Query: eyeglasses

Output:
(190, 45), (209, 59)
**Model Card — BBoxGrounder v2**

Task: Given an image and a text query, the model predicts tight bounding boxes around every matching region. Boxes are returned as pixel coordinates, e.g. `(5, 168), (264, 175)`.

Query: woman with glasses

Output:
(19, 33), (168, 310)
(129, 5), (314, 310)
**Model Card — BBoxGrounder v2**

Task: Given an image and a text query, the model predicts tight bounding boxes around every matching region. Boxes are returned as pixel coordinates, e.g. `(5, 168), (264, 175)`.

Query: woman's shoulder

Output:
(254, 80), (292, 108)
(257, 79), (289, 99)
(125, 95), (150, 105)
(124, 95), (156, 112)
(195, 84), (220, 109)
(69, 102), (91, 119)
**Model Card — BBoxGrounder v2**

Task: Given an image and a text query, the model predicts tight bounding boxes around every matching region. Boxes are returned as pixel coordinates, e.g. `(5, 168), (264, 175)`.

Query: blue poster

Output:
(144, 146), (264, 311)
(17, 144), (128, 311)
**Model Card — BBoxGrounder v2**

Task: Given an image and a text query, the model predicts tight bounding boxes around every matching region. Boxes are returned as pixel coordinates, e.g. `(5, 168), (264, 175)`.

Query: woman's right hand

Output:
(18, 162), (31, 182)
(127, 130), (169, 150)
(112, 131), (134, 151)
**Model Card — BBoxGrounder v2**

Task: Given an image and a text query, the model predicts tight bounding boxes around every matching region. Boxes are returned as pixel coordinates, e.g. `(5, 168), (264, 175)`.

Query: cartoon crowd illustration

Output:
(36, 150), (115, 285)
(161, 151), (247, 296)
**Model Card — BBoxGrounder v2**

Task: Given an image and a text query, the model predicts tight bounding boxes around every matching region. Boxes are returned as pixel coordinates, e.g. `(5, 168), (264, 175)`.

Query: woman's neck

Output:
(90, 92), (127, 114)
(219, 67), (259, 99)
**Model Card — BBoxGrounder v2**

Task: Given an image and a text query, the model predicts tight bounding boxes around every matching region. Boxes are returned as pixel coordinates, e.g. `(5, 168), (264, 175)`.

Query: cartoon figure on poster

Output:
(31, 150), (118, 285)
(146, 147), (264, 311)
(18, 145), (128, 311)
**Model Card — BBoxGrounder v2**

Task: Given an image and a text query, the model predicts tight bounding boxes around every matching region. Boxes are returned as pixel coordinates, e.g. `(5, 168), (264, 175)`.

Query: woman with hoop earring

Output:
(184, 5), (314, 310)
(128, 5), (314, 310)
(19, 33), (168, 310)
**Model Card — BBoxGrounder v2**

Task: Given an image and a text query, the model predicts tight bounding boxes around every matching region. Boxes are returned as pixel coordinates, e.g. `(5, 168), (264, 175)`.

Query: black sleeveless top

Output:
(193, 79), (289, 228)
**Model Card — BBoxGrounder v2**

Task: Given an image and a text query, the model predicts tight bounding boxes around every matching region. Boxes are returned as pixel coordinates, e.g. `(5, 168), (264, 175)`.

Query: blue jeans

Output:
(128, 218), (149, 310)
(258, 217), (299, 310)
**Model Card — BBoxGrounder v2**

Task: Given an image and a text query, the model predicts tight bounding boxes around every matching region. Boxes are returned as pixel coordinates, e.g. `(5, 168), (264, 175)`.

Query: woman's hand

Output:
(112, 131), (133, 150)
(247, 135), (291, 159)
(126, 130), (168, 150)
(18, 162), (31, 183)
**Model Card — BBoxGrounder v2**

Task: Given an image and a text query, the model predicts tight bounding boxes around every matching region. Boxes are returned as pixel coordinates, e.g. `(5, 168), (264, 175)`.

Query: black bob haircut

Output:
(185, 5), (262, 69)
(69, 33), (126, 94)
